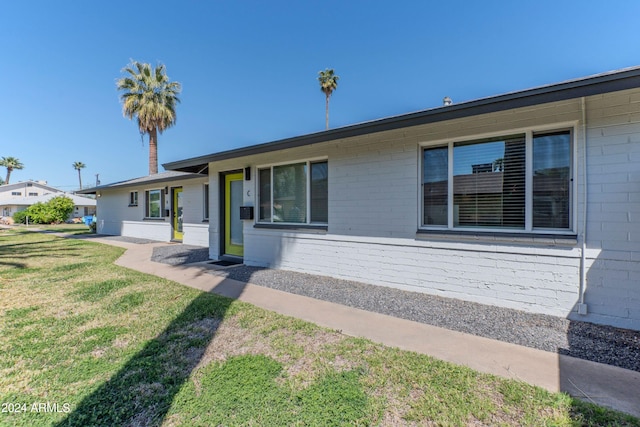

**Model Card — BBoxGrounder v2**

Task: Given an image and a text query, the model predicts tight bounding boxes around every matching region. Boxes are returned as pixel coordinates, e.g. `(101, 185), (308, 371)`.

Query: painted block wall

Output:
(206, 89), (640, 330)
(579, 91), (640, 329)
(96, 177), (208, 245)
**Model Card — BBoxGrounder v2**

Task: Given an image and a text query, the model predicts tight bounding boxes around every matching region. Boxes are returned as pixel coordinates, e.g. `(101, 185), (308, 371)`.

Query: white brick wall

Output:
(96, 177), (208, 245)
(204, 88), (640, 331)
(581, 91), (640, 329)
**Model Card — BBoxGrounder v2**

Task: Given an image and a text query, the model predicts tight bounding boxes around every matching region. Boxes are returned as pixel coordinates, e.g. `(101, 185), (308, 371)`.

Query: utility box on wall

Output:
(240, 206), (254, 220)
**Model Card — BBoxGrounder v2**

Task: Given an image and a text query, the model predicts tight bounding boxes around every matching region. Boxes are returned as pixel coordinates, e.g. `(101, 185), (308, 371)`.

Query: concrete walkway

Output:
(75, 236), (640, 417)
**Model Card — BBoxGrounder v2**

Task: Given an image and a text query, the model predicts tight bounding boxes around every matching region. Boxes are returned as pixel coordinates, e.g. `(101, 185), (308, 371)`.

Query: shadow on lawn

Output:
(0, 238), (87, 266)
(56, 282), (246, 427)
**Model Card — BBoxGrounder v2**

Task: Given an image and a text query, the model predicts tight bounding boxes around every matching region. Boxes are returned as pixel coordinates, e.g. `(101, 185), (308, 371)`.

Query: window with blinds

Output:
(533, 131), (571, 229)
(453, 135), (525, 228)
(422, 129), (572, 232)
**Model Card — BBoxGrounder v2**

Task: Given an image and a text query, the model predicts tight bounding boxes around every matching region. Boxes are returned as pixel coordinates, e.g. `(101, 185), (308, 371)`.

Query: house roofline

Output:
(0, 180), (63, 193)
(77, 172), (207, 194)
(163, 66), (640, 173)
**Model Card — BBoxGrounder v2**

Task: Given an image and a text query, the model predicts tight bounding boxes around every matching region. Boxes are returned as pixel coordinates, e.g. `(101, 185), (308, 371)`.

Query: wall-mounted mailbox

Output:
(239, 206), (254, 220)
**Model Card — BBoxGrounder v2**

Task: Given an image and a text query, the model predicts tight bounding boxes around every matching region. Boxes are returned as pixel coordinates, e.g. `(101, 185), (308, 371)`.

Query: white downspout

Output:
(578, 97), (588, 315)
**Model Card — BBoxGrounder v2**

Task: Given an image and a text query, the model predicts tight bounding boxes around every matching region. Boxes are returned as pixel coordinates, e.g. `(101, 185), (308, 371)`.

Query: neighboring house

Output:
(0, 192), (96, 220)
(160, 67), (640, 331)
(0, 180), (95, 219)
(78, 171), (209, 246)
(0, 180), (62, 201)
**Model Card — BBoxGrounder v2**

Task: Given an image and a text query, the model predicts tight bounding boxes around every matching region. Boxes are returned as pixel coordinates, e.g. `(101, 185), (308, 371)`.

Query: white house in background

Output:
(0, 193), (96, 219)
(0, 180), (62, 201)
(78, 171), (209, 246)
(161, 67), (640, 331)
(0, 181), (96, 219)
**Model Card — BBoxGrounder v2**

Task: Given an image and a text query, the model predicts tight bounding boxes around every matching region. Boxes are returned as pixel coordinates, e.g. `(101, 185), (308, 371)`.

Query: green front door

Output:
(224, 173), (244, 257)
(173, 187), (183, 241)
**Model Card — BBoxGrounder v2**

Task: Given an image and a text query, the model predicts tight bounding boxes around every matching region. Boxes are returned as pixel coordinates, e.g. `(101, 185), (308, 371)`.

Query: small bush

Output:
(12, 210), (28, 224)
(12, 196), (76, 224)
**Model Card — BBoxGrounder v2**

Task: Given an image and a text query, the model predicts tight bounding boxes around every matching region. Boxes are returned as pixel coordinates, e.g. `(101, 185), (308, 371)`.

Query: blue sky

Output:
(1, 1), (639, 190)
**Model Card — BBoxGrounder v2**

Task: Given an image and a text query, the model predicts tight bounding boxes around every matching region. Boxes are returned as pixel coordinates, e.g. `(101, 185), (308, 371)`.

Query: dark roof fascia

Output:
(163, 67), (640, 173)
(77, 173), (207, 194)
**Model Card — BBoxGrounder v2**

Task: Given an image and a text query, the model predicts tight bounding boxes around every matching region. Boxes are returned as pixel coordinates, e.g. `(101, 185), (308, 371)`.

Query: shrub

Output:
(12, 196), (76, 224)
(12, 210), (28, 224)
(47, 196), (75, 223)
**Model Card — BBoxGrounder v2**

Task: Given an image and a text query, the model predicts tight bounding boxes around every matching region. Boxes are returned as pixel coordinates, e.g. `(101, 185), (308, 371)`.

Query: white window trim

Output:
(256, 157), (328, 226)
(418, 122), (578, 235)
(145, 189), (163, 219)
(129, 191), (138, 207)
(203, 183), (210, 220)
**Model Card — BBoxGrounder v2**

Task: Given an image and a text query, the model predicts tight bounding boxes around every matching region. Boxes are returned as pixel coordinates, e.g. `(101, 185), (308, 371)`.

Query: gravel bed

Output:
(151, 245), (640, 372)
(151, 245), (210, 265)
(213, 265), (640, 372)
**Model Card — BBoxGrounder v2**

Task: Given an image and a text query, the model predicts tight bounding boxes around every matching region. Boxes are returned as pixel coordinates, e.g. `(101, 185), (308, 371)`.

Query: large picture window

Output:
(258, 160), (328, 224)
(145, 189), (163, 218)
(422, 129), (572, 232)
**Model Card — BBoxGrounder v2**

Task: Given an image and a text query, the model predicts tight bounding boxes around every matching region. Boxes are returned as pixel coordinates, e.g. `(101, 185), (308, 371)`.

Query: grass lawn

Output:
(0, 228), (638, 426)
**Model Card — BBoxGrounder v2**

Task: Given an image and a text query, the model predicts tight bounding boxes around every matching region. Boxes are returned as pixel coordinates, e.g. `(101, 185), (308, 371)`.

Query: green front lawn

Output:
(0, 230), (637, 426)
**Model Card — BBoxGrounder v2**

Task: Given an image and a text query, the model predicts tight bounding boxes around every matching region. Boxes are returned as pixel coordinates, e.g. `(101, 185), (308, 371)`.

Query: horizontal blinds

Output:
(423, 147), (448, 226)
(532, 131), (571, 229)
(453, 136), (525, 228)
(310, 161), (328, 223)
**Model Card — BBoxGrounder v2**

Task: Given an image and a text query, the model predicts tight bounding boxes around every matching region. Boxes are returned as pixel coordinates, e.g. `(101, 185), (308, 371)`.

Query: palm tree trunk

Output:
(325, 94), (329, 130)
(77, 169), (83, 190)
(149, 128), (158, 175)
(5, 168), (11, 185)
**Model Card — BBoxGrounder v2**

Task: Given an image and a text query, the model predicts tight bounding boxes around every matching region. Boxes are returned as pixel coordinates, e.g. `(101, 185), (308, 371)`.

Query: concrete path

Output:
(74, 236), (640, 417)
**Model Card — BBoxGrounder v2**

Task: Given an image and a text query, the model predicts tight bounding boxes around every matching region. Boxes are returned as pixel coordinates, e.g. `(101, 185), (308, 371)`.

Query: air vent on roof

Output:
(443, 96), (452, 106)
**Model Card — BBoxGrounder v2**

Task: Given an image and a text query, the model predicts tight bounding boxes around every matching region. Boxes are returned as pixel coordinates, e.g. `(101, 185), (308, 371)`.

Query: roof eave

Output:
(163, 67), (640, 173)
(77, 172), (207, 194)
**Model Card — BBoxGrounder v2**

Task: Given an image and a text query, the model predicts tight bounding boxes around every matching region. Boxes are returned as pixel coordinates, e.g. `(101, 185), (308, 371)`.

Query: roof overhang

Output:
(77, 172), (207, 195)
(163, 66), (640, 173)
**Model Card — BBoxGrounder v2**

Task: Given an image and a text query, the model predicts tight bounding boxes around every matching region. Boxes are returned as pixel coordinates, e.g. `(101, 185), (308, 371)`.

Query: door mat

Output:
(209, 260), (242, 267)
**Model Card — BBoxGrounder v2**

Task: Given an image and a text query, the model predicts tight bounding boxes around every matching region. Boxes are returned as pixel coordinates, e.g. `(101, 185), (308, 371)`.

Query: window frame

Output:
(256, 157), (328, 226)
(11, 192), (21, 196)
(145, 189), (164, 219)
(203, 183), (210, 221)
(129, 191), (138, 207)
(419, 124), (577, 235)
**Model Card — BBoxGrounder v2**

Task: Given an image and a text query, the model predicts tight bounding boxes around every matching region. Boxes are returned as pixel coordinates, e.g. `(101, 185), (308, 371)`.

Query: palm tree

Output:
(116, 61), (181, 175)
(318, 69), (339, 130)
(0, 157), (24, 185)
(73, 161), (86, 189)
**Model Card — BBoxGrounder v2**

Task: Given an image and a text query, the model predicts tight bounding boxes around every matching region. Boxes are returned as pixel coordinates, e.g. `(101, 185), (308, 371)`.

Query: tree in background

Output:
(116, 61), (182, 175)
(0, 157), (24, 185)
(318, 69), (339, 130)
(73, 161), (86, 189)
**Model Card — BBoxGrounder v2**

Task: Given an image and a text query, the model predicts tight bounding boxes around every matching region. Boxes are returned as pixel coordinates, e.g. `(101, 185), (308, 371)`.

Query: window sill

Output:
(202, 219), (209, 223)
(254, 223), (328, 231)
(416, 229), (577, 245)
(143, 217), (166, 221)
(128, 204), (138, 207)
